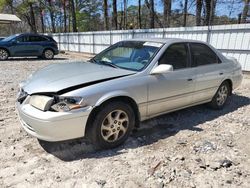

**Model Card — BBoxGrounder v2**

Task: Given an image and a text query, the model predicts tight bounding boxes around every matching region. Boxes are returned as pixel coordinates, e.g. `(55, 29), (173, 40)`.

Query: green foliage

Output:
(0, 0), (247, 34)
(75, 0), (102, 31)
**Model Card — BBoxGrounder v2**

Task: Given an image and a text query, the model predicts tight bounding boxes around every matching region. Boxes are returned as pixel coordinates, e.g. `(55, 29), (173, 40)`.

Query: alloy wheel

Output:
(0, 49), (8, 60)
(44, 49), (54, 59)
(216, 85), (228, 106)
(101, 110), (129, 142)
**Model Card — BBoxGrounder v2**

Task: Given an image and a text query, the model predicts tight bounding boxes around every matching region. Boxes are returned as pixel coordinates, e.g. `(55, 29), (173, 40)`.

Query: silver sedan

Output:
(16, 38), (243, 149)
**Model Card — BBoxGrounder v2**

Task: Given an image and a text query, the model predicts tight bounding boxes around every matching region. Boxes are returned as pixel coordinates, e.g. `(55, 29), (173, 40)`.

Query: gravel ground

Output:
(0, 54), (250, 188)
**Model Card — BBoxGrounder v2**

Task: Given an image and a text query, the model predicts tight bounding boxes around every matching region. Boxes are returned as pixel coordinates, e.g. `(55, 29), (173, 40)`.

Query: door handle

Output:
(187, 78), (193, 81)
(219, 72), (224, 75)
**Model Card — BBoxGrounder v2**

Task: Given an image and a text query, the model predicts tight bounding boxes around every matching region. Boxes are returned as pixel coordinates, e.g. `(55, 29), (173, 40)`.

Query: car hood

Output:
(0, 41), (8, 45)
(22, 62), (136, 94)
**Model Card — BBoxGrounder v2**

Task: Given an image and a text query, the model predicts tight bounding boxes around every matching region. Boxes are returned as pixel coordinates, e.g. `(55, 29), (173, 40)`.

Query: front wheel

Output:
(0, 49), (9, 60)
(209, 82), (230, 109)
(43, 49), (54, 59)
(87, 101), (135, 149)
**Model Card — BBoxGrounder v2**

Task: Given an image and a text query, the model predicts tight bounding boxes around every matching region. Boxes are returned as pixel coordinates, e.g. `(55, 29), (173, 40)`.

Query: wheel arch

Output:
(43, 47), (55, 54)
(85, 94), (141, 136)
(222, 78), (233, 95)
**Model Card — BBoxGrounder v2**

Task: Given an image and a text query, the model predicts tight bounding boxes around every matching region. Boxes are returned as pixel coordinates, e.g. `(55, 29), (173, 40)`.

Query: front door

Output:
(147, 43), (196, 117)
(10, 35), (37, 56)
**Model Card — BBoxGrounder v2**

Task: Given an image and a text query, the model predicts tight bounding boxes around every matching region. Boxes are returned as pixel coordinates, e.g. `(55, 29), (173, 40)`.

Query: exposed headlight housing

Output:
(51, 96), (87, 112)
(29, 95), (87, 112)
(29, 95), (54, 111)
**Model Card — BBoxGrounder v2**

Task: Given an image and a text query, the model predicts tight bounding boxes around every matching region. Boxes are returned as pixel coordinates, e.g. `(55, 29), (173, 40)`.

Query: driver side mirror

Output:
(11, 40), (17, 44)
(150, 64), (173, 75)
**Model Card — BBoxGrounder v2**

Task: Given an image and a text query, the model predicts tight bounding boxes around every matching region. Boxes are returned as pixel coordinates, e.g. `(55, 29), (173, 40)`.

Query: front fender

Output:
(95, 90), (136, 107)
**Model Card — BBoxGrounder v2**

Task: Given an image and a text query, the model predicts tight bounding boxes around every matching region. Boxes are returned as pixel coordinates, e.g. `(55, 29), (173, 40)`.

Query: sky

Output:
(117, 0), (244, 18)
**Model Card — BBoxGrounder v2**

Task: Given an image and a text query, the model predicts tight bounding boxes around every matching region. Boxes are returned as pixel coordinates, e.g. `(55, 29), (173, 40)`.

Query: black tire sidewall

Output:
(210, 82), (230, 109)
(89, 102), (135, 149)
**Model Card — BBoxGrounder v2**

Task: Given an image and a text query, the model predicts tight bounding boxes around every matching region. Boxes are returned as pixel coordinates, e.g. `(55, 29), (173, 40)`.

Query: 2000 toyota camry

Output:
(16, 38), (242, 149)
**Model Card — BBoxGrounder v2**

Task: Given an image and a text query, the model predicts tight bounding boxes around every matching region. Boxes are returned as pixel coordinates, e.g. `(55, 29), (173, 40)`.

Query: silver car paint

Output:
(62, 39), (241, 119)
(22, 62), (136, 94)
(16, 38), (243, 141)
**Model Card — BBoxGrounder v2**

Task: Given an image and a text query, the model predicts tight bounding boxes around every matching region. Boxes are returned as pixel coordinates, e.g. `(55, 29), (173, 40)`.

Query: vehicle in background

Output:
(0, 33), (59, 60)
(0, 37), (5, 41)
(16, 39), (242, 149)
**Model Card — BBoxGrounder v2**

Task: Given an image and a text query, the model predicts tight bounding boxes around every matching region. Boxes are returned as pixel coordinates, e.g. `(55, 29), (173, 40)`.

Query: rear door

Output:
(189, 43), (226, 103)
(28, 35), (48, 56)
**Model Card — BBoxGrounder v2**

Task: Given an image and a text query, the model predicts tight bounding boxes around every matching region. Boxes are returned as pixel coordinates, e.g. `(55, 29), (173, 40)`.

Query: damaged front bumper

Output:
(16, 97), (93, 142)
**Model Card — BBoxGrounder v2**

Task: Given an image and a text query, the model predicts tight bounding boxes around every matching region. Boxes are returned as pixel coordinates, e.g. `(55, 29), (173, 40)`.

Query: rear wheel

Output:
(43, 49), (54, 59)
(87, 101), (135, 149)
(0, 49), (9, 60)
(209, 82), (230, 109)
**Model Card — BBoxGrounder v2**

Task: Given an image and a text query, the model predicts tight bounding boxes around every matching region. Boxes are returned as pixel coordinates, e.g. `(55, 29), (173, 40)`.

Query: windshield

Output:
(92, 41), (163, 71)
(1, 34), (19, 42)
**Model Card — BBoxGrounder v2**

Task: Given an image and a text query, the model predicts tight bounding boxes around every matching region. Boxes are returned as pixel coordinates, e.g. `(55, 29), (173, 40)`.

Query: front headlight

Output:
(51, 96), (87, 112)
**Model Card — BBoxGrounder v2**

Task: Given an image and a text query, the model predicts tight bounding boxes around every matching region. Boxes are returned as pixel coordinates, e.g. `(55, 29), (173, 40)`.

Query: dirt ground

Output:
(0, 53), (250, 188)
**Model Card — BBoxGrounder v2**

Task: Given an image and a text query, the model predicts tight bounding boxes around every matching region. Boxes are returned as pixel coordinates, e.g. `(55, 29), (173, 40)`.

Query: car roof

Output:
(19, 33), (42, 36)
(124, 37), (226, 61)
(124, 38), (207, 44)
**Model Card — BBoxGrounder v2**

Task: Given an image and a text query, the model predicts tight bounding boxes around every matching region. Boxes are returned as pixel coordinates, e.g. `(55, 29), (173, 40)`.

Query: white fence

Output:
(49, 24), (250, 71)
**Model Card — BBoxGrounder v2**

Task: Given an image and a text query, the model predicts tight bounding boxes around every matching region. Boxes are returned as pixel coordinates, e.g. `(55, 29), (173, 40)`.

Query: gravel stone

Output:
(0, 54), (250, 187)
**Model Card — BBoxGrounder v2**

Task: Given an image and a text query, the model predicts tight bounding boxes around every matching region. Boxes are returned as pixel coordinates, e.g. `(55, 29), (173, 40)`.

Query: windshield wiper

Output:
(99, 61), (120, 69)
(89, 58), (97, 64)
(90, 59), (120, 69)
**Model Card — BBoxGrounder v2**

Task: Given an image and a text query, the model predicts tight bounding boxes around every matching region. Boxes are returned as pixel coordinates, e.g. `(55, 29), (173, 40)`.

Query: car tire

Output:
(209, 81), (230, 109)
(0, 48), (9, 60)
(42, 49), (54, 59)
(87, 101), (135, 149)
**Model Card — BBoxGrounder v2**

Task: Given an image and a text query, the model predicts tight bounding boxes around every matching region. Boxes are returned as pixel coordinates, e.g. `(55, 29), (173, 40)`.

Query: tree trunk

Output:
(39, 8), (45, 33)
(29, 3), (37, 33)
(103, 0), (109, 30)
(242, 0), (250, 23)
(63, 0), (67, 32)
(205, 0), (216, 26)
(112, 0), (118, 29)
(138, 0), (142, 29)
(210, 0), (217, 26)
(205, 0), (211, 26)
(48, 0), (56, 33)
(196, 0), (202, 26)
(150, 0), (155, 28)
(39, 1), (45, 33)
(183, 0), (188, 27)
(70, 0), (77, 32)
(163, 0), (171, 28)
(145, 0), (155, 28)
(238, 13), (242, 24)
(123, 0), (127, 29)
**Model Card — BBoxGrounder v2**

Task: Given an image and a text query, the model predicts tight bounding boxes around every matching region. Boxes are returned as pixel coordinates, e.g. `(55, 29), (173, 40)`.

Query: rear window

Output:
(45, 36), (56, 42)
(190, 43), (221, 66)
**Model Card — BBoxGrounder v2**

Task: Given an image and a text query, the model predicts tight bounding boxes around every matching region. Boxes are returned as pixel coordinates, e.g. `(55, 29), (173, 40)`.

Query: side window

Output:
(29, 36), (36, 42)
(16, 36), (29, 42)
(159, 43), (188, 70)
(190, 43), (221, 66)
(29, 36), (48, 42)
